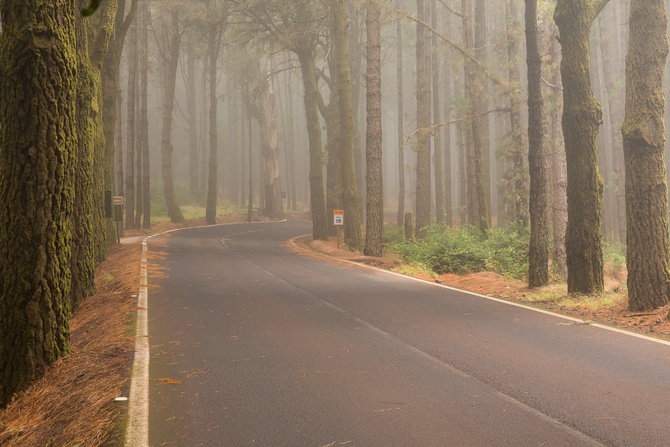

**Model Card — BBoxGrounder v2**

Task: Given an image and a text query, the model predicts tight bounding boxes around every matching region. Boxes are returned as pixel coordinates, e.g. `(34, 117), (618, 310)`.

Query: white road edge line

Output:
(124, 239), (149, 446)
(290, 234), (670, 348)
(124, 219), (287, 447)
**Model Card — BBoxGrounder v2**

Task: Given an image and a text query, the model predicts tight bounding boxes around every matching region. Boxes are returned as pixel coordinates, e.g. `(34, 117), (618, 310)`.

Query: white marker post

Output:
(333, 209), (344, 249)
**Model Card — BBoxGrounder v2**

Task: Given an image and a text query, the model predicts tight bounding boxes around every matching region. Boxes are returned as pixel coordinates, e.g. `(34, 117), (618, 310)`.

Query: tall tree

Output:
(125, 17), (137, 228)
(364, 0), (383, 257)
(415, 0), (432, 237)
(462, 0), (488, 232)
(526, 0), (549, 287)
(158, 9), (186, 223)
(504, 0), (528, 226)
(554, 0), (610, 294)
(623, 0), (670, 311)
(597, 11), (626, 243)
(431, 0), (445, 224)
(205, 5), (224, 225)
(331, 0), (363, 251)
(252, 75), (285, 219)
(139, 0), (151, 229)
(0, 0), (77, 407)
(396, 0), (406, 227)
(103, 0), (137, 238)
(232, 0), (328, 240)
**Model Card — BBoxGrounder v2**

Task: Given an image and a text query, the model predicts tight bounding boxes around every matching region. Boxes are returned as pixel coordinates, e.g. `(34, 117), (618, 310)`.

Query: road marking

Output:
(290, 234), (670, 348)
(124, 219), (287, 447)
(125, 239), (149, 446)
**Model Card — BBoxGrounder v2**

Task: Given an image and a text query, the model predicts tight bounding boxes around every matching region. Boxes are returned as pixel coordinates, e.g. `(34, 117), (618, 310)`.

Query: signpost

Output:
(334, 210), (344, 249)
(113, 196), (124, 243)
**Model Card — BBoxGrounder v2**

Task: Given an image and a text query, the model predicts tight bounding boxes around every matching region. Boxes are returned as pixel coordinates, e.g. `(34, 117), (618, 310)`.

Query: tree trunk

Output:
(206, 24), (221, 225)
(597, 11), (626, 244)
(331, 0), (363, 251)
(505, 0), (528, 226)
(396, 0), (406, 227)
(526, 0), (549, 287)
(115, 89), (124, 197)
(431, 0), (445, 224)
(125, 17), (137, 228)
(554, 0), (609, 294)
(546, 21), (568, 279)
(462, 0), (488, 232)
(186, 44), (200, 200)
(364, 0), (383, 257)
(416, 0), (432, 238)
(253, 78), (284, 220)
(623, 0), (670, 311)
(0, 0), (77, 407)
(140, 0), (151, 229)
(297, 49), (329, 240)
(474, 0), (491, 226)
(160, 12), (185, 223)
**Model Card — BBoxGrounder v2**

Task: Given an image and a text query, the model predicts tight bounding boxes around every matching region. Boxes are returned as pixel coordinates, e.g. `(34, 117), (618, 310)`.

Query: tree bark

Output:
(252, 77), (284, 220)
(159, 11), (185, 223)
(0, 0), (77, 407)
(462, 0), (488, 232)
(206, 23), (222, 225)
(622, 0), (670, 311)
(396, 0), (406, 227)
(364, 0), (383, 257)
(416, 0), (432, 237)
(526, 0), (549, 287)
(297, 49), (329, 241)
(140, 0), (151, 229)
(431, 0), (444, 224)
(505, 0), (528, 226)
(125, 18), (137, 228)
(554, 0), (609, 294)
(331, 0), (363, 251)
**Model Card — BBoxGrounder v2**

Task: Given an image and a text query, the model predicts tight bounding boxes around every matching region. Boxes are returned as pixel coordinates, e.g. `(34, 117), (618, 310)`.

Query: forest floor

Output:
(1, 214), (669, 447)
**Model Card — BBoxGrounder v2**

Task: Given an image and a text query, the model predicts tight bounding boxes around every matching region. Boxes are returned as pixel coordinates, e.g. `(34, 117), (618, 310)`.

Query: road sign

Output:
(333, 209), (344, 226)
(113, 196), (124, 206)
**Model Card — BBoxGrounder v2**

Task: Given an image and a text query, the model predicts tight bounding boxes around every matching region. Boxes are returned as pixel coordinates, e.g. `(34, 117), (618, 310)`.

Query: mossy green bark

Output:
(0, 0), (77, 407)
(622, 0), (670, 311)
(554, 0), (610, 294)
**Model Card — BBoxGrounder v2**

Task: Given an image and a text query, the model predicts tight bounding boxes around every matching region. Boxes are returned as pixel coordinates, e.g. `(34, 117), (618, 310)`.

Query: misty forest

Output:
(1, 0), (670, 414)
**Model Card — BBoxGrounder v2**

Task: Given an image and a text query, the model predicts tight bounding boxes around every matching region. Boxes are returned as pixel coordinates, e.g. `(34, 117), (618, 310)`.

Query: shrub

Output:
(385, 223), (530, 280)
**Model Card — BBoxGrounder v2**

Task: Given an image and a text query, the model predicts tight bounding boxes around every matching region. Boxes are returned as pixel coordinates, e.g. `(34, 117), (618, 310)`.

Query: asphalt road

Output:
(147, 221), (670, 447)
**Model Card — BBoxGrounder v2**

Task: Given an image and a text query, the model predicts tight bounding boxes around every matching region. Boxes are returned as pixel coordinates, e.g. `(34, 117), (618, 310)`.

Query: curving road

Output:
(146, 221), (670, 447)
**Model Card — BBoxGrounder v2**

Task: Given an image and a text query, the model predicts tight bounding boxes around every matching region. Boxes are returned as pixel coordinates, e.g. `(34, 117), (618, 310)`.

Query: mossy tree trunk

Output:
(331, 0), (363, 251)
(554, 0), (610, 294)
(364, 0), (383, 257)
(0, 0), (77, 407)
(622, 0), (670, 312)
(526, 0), (549, 288)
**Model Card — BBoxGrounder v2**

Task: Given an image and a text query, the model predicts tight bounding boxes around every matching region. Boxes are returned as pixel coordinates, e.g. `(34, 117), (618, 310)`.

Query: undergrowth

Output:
(385, 223), (629, 285)
(385, 223), (530, 280)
